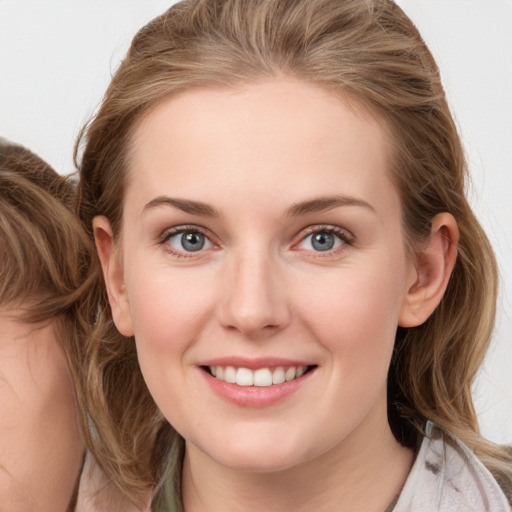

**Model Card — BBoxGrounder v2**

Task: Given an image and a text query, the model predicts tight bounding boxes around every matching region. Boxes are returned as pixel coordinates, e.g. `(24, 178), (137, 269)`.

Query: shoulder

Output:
(75, 451), (152, 512)
(395, 422), (510, 512)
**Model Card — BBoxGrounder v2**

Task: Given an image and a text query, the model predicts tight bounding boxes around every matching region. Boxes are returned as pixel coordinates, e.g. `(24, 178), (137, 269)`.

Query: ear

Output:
(398, 213), (459, 328)
(93, 216), (134, 337)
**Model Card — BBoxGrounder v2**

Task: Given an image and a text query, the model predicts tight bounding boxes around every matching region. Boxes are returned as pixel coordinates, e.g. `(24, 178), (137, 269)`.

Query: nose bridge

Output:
(218, 243), (289, 337)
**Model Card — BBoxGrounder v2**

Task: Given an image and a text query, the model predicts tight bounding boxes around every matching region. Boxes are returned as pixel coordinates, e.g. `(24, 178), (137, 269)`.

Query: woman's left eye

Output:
(296, 228), (349, 252)
(163, 229), (214, 253)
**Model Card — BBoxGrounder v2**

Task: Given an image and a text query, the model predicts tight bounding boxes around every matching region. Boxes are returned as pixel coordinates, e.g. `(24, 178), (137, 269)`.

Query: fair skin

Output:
(0, 309), (84, 512)
(95, 79), (458, 511)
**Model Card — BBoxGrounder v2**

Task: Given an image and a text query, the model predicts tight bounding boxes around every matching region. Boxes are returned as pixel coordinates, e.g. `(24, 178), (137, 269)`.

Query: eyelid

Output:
(159, 224), (218, 255)
(157, 223), (353, 256)
(292, 224), (354, 251)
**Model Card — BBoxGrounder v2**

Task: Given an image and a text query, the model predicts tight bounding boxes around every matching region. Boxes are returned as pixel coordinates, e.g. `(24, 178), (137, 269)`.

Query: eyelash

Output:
(293, 225), (354, 254)
(158, 224), (354, 258)
(159, 225), (215, 258)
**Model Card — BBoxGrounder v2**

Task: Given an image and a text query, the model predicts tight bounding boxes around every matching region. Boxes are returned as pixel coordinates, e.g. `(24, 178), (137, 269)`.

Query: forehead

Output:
(126, 79), (397, 217)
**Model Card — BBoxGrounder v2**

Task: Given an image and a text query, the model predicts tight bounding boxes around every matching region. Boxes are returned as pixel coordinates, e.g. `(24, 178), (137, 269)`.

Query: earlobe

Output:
(398, 213), (459, 328)
(93, 216), (134, 337)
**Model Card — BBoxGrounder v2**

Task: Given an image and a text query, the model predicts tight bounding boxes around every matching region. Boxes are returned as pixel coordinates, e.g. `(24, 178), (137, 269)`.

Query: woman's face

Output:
(102, 79), (420, 472)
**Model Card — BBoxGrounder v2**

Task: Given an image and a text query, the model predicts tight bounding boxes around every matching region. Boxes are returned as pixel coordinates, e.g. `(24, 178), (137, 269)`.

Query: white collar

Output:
(395, 422), (510, 511)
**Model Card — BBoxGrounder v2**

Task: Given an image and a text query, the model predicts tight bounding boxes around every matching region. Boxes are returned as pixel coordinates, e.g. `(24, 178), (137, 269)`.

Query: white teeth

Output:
(285, 367), (296, 381)
(272, 367), (285, 384)
(209, 365), (309, 386)
(236, 367), (253, 386)
(224, 366), (236, 383)
(254, 368), (273, 387)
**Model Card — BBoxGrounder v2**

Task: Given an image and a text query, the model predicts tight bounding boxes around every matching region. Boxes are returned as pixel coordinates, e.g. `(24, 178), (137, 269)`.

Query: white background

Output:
(1, 1), (511, 444)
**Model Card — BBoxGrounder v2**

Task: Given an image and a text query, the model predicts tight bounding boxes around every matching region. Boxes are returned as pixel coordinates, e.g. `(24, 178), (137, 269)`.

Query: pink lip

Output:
(198, 360), (316, 408)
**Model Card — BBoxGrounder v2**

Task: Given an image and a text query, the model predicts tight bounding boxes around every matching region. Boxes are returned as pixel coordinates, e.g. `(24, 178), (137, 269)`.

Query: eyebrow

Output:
(143, 196), (220, 217)
(287, 195), (376, 217)
(142, 194), (375, 218)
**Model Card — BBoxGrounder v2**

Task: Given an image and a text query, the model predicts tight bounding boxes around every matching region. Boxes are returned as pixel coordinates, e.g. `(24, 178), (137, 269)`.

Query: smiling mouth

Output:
(203, 365), (316, 387)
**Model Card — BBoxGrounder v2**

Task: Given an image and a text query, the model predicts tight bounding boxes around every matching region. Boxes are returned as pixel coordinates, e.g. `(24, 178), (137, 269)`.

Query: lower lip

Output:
(200, 368), (315, 408)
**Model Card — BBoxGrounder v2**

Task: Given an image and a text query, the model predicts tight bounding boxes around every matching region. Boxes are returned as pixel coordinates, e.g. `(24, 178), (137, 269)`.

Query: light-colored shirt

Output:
(77, 422), (511, 511)
(393, 422), (510, 511)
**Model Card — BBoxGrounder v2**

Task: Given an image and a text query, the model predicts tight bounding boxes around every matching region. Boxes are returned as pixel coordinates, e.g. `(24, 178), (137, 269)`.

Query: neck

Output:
(182, 412), (413, 512)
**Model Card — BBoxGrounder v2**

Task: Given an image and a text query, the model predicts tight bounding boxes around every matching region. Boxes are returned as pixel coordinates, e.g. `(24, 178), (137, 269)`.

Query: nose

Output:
(217, 250), (291, 339)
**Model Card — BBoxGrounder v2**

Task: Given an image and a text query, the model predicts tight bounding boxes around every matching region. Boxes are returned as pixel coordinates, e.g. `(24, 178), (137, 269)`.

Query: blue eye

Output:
(297, 229), (347, 252)
(165, 230), (213, 253)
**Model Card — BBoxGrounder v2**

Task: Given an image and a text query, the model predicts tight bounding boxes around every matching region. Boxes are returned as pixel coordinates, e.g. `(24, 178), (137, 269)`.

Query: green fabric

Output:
(154, 483), (182, 512)
(384, 494), (399, 512)
(153, 470), (182, 512)
(152, 436), (184, 512)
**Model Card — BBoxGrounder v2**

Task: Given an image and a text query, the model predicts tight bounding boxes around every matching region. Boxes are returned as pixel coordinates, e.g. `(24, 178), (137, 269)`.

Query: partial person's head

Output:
(0, 138), (95, 353)
(0, 139), (95, 510)
(75, 0), (502, 504)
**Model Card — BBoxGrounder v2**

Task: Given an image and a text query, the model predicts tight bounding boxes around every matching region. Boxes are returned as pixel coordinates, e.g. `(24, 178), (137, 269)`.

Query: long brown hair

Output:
(75, 0), (512, 505)
(0, 137), (97, 338)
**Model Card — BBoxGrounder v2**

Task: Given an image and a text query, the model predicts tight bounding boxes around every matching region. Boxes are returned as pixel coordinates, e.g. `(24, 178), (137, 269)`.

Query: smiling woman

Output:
(95, 82), (420, 483)
(75, 0), (512, 511)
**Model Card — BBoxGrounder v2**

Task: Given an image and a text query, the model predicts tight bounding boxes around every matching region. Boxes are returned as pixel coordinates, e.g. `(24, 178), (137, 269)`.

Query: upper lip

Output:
(199, 357), (315, 370)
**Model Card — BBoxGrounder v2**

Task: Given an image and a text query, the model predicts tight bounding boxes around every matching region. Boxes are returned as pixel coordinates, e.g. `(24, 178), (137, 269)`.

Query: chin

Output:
(218, 452), (302, 474)
(200, 431), (311, 473)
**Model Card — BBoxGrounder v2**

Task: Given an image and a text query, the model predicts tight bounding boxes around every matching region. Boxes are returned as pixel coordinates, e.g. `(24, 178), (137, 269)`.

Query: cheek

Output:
(124, 266), (221, 429)
(293, 257), (407, 364)
(125, 264), (215, 362)
(289, 260), (407, 429)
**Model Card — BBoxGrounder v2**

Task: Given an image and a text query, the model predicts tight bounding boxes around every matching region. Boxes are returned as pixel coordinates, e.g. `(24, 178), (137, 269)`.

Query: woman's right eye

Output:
(163, 229), (214, 254)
